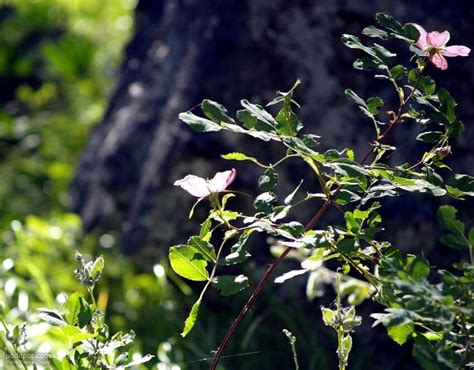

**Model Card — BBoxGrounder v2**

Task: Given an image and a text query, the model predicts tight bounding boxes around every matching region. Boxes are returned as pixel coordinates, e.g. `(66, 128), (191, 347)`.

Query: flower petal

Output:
(427, 31), (450, 48)
(208, 169), (236, 193)
(430, 53), (448, 70)
(174, 175), (211, 198)
(411, 23), (429, 49)
(443, 45), (471, 57)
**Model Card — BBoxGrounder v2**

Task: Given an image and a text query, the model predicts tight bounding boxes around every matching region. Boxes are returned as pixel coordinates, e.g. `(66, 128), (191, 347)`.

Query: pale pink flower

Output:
(174, 169), (236, 198)
(412, 24), (470, 70)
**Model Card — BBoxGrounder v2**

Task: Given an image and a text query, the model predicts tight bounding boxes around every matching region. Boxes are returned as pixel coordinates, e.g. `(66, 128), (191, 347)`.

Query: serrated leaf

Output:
(376, 13), (403, 34)
(169, 245), (209, 281)
(199, 218), (212, 241)
(64, 292), (86, 326)
(223, 230), (252, 265)
(440, 234), (469, 249)
(212, 275), (249, 296)
(221, 152), (261, 166)
(362, 26), (389, 39)
(254, 192), (277, 214)
(403, 24), (420, 42)
(275, 105), (301, 136)
(367, 97), (384, 115)
(181, 299), (201, 337)
(353, 57), (380, 71)
(188, 236), (216, 262)
(390, 64), (407, 80)
(438, 89), (456, 124)
(258, 168), (278, 191)
(437, 206), (464, 234)
(416, 131), (443, 143)
(49, 325), (96, 345)
(37, 308), (66, 327)
(279, 222), (305, 238)
(388, 323), (414, 345)
(240, 99), (278, 130)
(321, 307), (336, 326)
(446, 174), (474, 198)
(408, 256), (430, 280)
(179, 111), (222, 132)
(201, 99), (234, 124)
(91, 256), (104, 281)
(345, 89), (367, 107)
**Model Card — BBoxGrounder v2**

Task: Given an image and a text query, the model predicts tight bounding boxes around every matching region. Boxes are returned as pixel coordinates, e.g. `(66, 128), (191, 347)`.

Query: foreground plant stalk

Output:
(209, 70), (425, 370)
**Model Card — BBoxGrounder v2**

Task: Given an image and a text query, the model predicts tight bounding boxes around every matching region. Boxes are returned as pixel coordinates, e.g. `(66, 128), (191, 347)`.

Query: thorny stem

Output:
(209, 60), (427, 370)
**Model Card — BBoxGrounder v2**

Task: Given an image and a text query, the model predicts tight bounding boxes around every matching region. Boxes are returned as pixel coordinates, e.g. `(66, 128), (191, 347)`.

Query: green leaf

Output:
(222, 122), (280, 141)
(416, 131), (443, 143)
(188, 236), (216, 262)
(334, 189), (361, 205)
(340, 334), (353, 364)
(258, 168), (279, 191)
(408, 256), (430, 280)
(302, 134), (321, 148)
(284, 180), (304, 205)
(438, 89), (456, 124)
(469, 228), (474, 246)
(437, 206), (464, 234)
(362, 26), (389, 39)
(388, 323), (414, 345)
(412, 334), (453, 370)
(49, 325), (96, 345)
(179, 111), (222, 132)
(275, 103), (301, 136)
(376, 13), (403, 34)
(223, 230), (253, 265)
(169, 245), (209, 281)
(440, 234), (469, 249)
(321, 307), (336, 326)
(345, 89), (367, 107)
(221, 152), (261, 166)
(367, 97), (384, 115)
(64, 292), (86, 326)
(353, 57), (380, 71)
(201, 99), (234, 124)
(90, 256), (104, 281)
(199, 218), (212, 242)
(212, 275), (249, 296)
(37, 308), (66, 327)
(181, 299), (201, 337)
(390, 64), (407, 80)
(403, 24), (420, 42)
(337, 237), (356, 253)
(446, 174), (474, 198)
(236, 109), (257, 129)
(420, 76), (436, 96)
(254, 192), (277, 214)
(279, 222), (305, 238)
(240, 99), (278, 130)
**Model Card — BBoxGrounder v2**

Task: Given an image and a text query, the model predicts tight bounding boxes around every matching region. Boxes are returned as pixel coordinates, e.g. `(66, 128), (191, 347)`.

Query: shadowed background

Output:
(1, 0), (473, 369)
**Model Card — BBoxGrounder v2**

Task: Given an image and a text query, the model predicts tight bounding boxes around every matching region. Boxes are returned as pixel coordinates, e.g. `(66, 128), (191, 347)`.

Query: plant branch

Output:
(209, 59), (427, 370)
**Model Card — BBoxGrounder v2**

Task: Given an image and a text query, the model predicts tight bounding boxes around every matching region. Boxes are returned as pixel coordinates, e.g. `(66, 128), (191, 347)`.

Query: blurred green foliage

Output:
(0, 0), (135, 227)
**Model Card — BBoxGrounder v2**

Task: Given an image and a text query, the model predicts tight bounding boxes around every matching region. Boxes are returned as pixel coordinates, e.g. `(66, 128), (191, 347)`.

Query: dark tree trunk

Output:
(71, 0), (474, 257)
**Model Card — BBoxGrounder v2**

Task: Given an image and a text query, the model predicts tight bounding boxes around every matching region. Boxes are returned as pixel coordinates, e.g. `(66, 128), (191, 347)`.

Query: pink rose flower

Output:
(412, 24), (470, 70)
(174, 169), (236, 198)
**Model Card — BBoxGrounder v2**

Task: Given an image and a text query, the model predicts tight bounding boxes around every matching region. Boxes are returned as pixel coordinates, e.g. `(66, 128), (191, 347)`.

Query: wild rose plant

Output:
(171, 14), (473, 370)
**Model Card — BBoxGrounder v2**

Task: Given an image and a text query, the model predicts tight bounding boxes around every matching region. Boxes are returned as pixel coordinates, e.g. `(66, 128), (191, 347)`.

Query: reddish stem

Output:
(209, 64), (425, 370)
